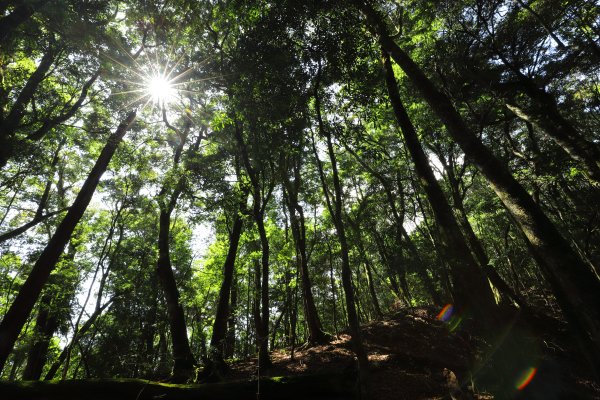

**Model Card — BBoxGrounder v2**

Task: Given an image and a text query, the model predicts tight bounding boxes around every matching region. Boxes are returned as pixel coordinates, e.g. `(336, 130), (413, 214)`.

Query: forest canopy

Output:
(0, 0), (599, 398)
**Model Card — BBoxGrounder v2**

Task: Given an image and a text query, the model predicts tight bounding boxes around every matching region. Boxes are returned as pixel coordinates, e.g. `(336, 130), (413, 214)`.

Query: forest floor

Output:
(224, 306), (600, 399)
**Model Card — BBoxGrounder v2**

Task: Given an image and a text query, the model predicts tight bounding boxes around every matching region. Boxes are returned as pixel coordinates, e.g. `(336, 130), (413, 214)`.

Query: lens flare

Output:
(437, 304), (454, 322)
(515, 367), (537, 390)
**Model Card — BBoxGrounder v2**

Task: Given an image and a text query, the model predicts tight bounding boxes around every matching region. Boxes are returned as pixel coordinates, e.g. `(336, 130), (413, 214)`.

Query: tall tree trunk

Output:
(155, 117), (198, 382)
(282, 167), (329, 345)
(0, 111), (136, 373)
(361, 3), (600, 372)
(313, 79), (370, 397)
(381, 50), (499, 329)
(233, 121), (273, 369)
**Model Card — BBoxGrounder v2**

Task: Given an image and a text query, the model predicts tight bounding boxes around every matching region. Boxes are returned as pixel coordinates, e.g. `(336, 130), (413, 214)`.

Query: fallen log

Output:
(0, 372), (357, 400)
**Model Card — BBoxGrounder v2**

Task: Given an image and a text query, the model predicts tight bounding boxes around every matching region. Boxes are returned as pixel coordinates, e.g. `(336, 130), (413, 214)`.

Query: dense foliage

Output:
(0, 0), (598, 395)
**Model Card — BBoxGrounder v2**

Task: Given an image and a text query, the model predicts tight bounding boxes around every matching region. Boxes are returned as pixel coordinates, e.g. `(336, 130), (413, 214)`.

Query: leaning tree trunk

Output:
(0, 111), (136, 373)
(360, 1), (600, 373)
(441, 155), (529, 310)
(382, 51), (499, 329)
(21, 286), (61, 380)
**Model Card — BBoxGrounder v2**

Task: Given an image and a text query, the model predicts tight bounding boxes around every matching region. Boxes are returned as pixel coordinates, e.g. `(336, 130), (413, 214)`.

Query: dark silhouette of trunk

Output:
(360, 3), (600, 372)
(437, 151), (529, 309)
(381, 50), (499, 328)
(347, 209), (384, 318)
(281, 157), (329, 345)
(313, 75), (370, 397)
(0, 111), (136, 373)
(156, 202), (196, 382)
(205, 201), (245, 377)
(327, 241), (339, 338)
(254, 214), (271, 370)
(22, 232), (79, 381)
(371, 231), (403, 301)
(362, 246), (383, 318)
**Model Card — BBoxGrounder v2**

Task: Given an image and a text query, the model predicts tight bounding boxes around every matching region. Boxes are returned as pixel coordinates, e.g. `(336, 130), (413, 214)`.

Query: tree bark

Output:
(0, 111), (136, 373)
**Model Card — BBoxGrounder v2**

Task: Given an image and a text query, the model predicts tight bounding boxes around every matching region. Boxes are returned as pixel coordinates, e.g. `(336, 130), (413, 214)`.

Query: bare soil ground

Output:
(224, 306), (600, 399)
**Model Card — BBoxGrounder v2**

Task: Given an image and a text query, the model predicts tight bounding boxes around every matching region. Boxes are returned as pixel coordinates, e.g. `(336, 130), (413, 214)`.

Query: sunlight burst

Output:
(146, 75), (177, 107)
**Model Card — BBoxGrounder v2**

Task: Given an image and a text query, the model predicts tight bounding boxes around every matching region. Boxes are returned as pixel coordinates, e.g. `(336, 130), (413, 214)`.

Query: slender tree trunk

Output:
(313, 80), (370, 397)
(0, 111), (136, 373)
(362, 4), (600, 371)
(0, 46), (55, 166)
(282, 172), (329, 345)
(345, 144), (441, 305)
(255, 215), (271, 369)
(233, 121), (273, 369)
(155, 118), (198, 382)
(206, 205), (245, 376)
(362, 251), (383, 319)
(44, 298), (113, 381)
(381, 50), (499, 329)
(327, 242), (339, 338)
(21, 288), (60, 380)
